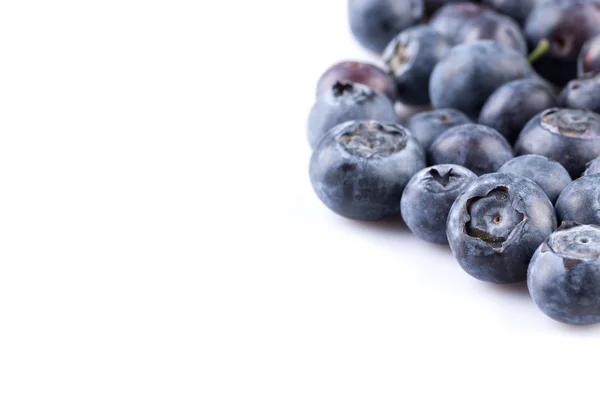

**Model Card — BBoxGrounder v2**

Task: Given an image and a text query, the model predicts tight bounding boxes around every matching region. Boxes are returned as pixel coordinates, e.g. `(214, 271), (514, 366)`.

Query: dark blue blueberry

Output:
(514, 108), (600, 177)
(447, 173), (557, 283)
(429, 123), (514, 176)
(307, 82), (398, 149)
(423, 0), (467, 19)
(316, 61), (397, 102)
(401, 164), (477, 244)
(429, 41), (533, 119)
(478, 78), (557, 144)
(482, 0), (539, 25)
(528, 222), (600, 325)
(383, 25), (451, 106)
(525, 0), (600, 86)
(584, 156), (600, 175)
(430, 2), (489, 43)
(578, 34), (600, 76)
(455, 9), (528, 54)
(559, 72), (600, 113)
(405, 109), (471, 151)
(555, 175), (600, 224)
(498, 155), (572, 203)
(310, 121), (426, 221)
(348, 0), (424, 54)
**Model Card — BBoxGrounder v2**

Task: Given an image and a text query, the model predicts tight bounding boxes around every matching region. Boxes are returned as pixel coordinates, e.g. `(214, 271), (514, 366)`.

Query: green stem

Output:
(528, 39), (550, 64)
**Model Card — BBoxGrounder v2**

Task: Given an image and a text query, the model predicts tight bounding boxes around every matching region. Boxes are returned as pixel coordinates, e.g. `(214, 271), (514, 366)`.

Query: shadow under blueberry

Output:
(479, 280), (531, 300)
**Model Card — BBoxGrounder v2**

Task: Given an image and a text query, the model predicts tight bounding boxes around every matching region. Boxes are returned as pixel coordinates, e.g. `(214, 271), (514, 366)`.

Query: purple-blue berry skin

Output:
(383, 25), (451, 106)
(429, 41), (533, 119)
(316, 61), (397, 102)
(559, 72), (600, 113)
(498, 155), (572, 203)
(429, 123), (514, 176)
(348, 0), (424, 54)
(482, 0), (541, 25)
(578, 34), (600, 76)
(447, 173), (557, 284)
(584, 156), (600, 175)
(401, 165), (477, 244)
(455, 9), (528, 55)
(528, 222), (600, 325)
(406, 109), (471, 151)
(555, 175), (600, 224)
(430, 2), (489, 44)
(525, 0), (600, 86)
(514, 108), (600, 177)
(478, 78), (557, 144)
(307, 82), (399, 149)
(310, 121), (426, 221)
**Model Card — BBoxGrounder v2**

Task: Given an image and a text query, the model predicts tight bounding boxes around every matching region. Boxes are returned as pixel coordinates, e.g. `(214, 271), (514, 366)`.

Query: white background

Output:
(0, 0), (599, 399)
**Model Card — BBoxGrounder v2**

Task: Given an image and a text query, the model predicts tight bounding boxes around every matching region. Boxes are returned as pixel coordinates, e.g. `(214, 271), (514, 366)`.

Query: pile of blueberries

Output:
(308, 0), (600, 325)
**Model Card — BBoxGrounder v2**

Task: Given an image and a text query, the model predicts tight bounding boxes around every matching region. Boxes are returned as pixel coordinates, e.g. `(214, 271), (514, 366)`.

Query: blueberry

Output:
(514, 108), (600, 177)
(455, 9), (528, 55)
(429, 41), (533, 119)
(383, 25), (451, 106)
(316, 61), (397, 102)
(584, 156), (600, 175)
(478, 78), (557, 144)
(482, 0), (540, 25)
(348, 0), (424, 54)
(430, 2), (489, 44)
(307, 82), (398, 149)
(555, 175), (600, 224)
(525, 0), (600, 86)
(578, 34), (600, 76)
(528, 222), (600, 325)
(559, 72), (600, 113)
(498, 155), (572, 203)
(447, 173), (557, 283)
(401, 164), (477, 244)
(423, 0), (466, 19)
(310, 121), (426, 221)
(429, 123), (514, 176)
(405, 109), (471, 151)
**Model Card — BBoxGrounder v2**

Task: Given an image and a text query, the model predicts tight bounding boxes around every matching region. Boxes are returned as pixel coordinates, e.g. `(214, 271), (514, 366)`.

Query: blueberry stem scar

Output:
(528, 39), (550, 64)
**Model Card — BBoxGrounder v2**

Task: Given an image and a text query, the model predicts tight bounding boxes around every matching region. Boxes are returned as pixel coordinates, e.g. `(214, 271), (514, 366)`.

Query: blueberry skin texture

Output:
(447, 173), (557, 284)
(429, 41), (533, 119)
(498, 155), (572, 203)
(528, 222), (600, 325)
(584, 156), (600, 175)
(430, 2), (489, 44)
(559, 72), (600, 113)
(455, 10), (528, 55)
(383, 25), (452, 106)
(429, 124), (514, 176)
(310, 121), (426, 221)
(555, 175), (600, 224)
(478, 79), (557, 144)
(348, 0), (424, 54)
(307, 82), (398, 149)
(482, 0), (539, 25)
(525, 0), (600, 86)
(316, 61), (397, 102)
(401, 164), (477, 244)
(514, 108), (600, 177)
(578, 34), (600, 76)
(423, 0), (468, 18)
(405, 108), (471, 151)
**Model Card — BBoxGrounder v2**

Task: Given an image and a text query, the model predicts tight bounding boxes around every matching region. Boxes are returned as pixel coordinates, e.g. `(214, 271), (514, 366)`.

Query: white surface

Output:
(0, 0), (599, 399)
